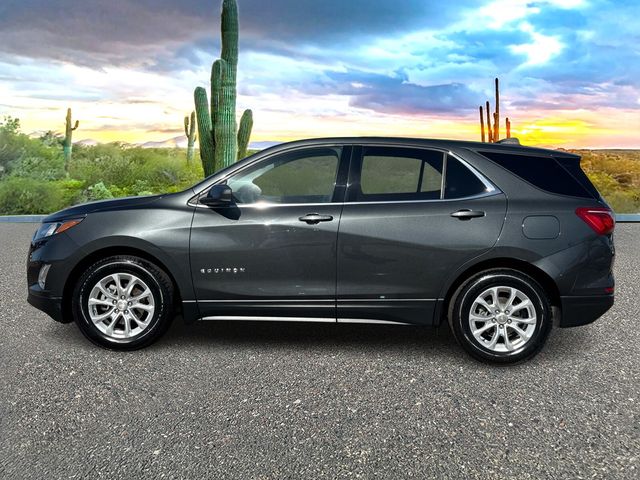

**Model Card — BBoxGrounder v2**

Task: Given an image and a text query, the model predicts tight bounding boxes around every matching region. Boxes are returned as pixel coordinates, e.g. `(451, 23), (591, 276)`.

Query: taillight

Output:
(575, 207), (615, 235)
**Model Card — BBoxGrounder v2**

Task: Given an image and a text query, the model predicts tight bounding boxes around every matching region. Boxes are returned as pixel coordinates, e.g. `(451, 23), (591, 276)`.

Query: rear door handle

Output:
(299, 213), (334, 224)
(450, 209), (485, 220)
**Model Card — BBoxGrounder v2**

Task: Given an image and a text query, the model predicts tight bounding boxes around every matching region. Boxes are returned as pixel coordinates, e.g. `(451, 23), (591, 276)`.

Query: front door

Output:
(190, 146), (348, 321)
(337, 146), (507, 325)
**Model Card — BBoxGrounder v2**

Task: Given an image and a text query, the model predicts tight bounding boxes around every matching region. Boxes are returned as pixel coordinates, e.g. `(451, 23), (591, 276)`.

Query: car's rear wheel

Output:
(72, 255), (174, 350)
(448, 269), (553, 364)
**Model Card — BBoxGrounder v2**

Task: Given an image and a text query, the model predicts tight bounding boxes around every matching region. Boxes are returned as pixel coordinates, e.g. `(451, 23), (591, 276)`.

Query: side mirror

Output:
(200, 184), (233, 207)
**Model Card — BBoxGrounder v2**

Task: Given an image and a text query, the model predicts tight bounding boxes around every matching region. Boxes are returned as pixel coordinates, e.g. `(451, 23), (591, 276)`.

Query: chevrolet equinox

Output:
(27, 138), (615, 363)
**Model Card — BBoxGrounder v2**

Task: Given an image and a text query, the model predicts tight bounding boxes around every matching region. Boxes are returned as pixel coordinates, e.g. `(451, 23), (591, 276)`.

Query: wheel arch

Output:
(437, 257), (561, 326)
(62, 245), (185, 323)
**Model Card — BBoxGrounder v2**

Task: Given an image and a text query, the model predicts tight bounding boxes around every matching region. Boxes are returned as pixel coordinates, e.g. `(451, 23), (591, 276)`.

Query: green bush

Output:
(0, 118), (209, 214)
(0, 177), (65, 215)
(87, 182), (114, 201)
(10, 153), (66, 181)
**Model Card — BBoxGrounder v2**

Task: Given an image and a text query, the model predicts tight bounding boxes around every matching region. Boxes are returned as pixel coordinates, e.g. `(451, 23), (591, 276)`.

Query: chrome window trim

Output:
(343, 191), (498, 206)
(190, 191), (500, 209)
(189, 145), (500, 208)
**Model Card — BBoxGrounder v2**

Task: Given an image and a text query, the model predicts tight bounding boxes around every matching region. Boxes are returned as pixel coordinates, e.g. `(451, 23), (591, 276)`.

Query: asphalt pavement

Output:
(1, 223), (638, 479)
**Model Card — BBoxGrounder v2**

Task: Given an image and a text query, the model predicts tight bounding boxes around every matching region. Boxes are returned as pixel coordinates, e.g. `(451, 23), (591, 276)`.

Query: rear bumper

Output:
(559, 294), (614, 328)
(27, 289), (68, 323)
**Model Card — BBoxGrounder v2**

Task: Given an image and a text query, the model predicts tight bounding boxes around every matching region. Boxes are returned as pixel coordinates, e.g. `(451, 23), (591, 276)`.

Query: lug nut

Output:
(505, 310), (510, 314)
(112, 300), (116, 305)
(121, 296), (125, 300)
(508, 319), (512, 324)
(128, 302), (132, 306)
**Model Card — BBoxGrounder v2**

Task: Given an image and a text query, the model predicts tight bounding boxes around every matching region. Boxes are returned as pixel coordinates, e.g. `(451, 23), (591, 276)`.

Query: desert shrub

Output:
(69, 144), (136, 186)
(0, 177), (65, 215)
(58, 179), (86, 206)
(86, 182), (114, 201)
(576, 150), (640, 213)
(1, 117), (65, 179)
(68, 145), (203, 195)
(10, 152), (66, 181)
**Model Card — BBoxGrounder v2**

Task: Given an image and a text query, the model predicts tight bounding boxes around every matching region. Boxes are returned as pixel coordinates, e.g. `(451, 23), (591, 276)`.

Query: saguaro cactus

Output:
(63, 108), (79, 164)
(478, 78), (513, 143)
(184, 111), (197, 164)
(237, 109), (253, 160)
(494, 78), (500, 141)
(486, 101), (493, 143)
(194, 0), (253, 177)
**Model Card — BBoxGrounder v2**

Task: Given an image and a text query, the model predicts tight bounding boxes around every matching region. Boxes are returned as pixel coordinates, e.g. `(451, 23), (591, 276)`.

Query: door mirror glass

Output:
(201, 184), (233, 206)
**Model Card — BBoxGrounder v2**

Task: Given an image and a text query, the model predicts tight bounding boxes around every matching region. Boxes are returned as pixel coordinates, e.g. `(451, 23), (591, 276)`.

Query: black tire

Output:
(72, 255), (174, 350)
(448, 268), (553, 364)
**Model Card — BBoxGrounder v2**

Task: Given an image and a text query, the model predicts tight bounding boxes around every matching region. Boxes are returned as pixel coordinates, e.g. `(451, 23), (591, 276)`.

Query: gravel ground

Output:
(0, 223), (638, 479)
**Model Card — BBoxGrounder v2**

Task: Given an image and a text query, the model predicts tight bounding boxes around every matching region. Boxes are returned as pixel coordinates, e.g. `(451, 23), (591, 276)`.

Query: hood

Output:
(44, 195), (164, 222)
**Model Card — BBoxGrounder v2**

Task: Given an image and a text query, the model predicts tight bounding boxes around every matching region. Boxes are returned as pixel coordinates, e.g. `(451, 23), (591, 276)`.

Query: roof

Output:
(257, 137), (579, 159)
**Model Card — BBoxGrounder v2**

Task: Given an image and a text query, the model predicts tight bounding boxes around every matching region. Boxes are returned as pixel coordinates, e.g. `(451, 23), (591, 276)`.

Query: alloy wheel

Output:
(87, 273), (155, 340)
(468, 286), (537, 353)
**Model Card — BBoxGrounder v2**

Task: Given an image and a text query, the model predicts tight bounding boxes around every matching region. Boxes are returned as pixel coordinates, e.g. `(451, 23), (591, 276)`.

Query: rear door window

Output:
(350, 147), (495, 202)
(354, 147), (444, 201)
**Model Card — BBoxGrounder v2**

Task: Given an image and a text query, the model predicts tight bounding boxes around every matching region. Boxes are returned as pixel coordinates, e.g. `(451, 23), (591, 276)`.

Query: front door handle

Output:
(299, 213), (334, 224)
(450, 209), (485, 220)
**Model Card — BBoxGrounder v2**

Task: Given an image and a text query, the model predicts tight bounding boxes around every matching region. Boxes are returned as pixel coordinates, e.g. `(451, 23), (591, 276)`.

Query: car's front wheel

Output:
(72, 255), (174, 350)
(448, 269), (553, 364)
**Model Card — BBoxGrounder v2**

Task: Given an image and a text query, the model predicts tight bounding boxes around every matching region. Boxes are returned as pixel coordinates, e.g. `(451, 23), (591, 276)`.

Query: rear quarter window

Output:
(478, 151), (596, 199)
(444, 156), (488, 199)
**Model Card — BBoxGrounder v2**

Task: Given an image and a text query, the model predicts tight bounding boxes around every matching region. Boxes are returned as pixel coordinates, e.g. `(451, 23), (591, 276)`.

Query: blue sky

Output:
(0, 0), (638, 147)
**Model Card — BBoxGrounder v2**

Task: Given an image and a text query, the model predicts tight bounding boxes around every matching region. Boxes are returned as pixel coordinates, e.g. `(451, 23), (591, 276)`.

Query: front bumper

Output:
(558, 294), (614, 328)
(27, 230), (84, 324)
(27, 288), (68, 323)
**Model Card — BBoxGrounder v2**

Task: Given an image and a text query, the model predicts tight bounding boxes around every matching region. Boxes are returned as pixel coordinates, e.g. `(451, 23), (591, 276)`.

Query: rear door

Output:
(336, 145), (507, 325)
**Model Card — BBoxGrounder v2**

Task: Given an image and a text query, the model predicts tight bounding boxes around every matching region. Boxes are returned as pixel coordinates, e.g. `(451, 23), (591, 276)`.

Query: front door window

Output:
(227, 147), (341, 204)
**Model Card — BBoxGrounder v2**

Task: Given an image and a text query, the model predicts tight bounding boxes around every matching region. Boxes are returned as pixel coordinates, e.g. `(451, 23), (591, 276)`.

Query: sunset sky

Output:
(0, 0), (638, 148)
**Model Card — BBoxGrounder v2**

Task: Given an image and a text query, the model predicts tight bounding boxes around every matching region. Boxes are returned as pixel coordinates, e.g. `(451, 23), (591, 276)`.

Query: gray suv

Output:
(27, 138), (615, 363)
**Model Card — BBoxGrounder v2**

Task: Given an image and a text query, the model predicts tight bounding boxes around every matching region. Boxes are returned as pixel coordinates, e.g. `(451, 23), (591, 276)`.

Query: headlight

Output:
(33, 218), (84, 242)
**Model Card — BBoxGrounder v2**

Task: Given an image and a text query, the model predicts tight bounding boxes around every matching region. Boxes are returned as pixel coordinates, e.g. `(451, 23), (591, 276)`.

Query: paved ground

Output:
(0, 223), (638, 479)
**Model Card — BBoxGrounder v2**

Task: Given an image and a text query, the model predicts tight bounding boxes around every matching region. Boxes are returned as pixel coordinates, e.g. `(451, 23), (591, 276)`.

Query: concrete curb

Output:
(0, 215), (47, 223)
(615, 214), (640, 223)
(1, 214), (639, 223)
